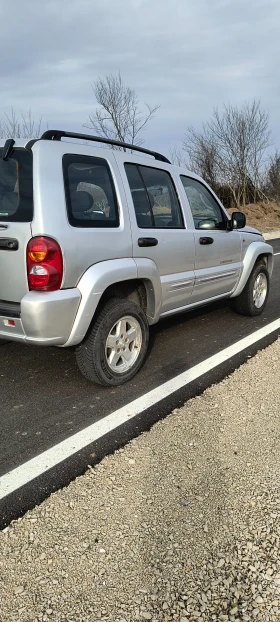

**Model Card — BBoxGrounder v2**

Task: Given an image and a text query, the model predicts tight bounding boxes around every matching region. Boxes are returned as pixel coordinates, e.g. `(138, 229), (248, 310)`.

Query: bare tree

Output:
(183, 100), (271, 207)
(264, 150), (280, 201)
(84, 72), (159, 149)
(168, 146), (188, 167)
(183, 127), (220, 191)
(0, 108), (42, 139)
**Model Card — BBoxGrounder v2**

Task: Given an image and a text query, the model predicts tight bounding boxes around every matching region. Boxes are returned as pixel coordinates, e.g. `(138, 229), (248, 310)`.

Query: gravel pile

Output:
(0, 339), (279, 622)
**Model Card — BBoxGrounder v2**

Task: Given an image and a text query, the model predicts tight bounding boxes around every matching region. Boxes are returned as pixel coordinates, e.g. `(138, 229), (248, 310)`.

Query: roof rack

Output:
(39, 130), (171, 164)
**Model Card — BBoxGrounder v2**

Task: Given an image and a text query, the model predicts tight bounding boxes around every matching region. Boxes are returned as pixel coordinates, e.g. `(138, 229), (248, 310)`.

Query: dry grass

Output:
(228, 200), (280, 232)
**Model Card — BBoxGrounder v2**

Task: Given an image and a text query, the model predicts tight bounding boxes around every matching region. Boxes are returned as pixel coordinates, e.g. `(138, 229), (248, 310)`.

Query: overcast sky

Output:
(1, 0), (279, 156)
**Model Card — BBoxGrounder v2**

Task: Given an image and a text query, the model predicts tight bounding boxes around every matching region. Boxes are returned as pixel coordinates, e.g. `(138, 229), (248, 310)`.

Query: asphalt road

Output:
(0, 239), (279, 527)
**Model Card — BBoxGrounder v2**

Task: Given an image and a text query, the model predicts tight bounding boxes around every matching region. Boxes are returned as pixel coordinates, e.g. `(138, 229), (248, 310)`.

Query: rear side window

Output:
(63, 154), (119, 228)
(0, 149), (33, 222)
(125, 164), (153, 227)
(125, 163), (184, 228)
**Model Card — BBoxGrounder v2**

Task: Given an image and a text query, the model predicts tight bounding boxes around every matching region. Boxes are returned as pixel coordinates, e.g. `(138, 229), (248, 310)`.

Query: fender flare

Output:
(63, 258), (162, 347)
(230, 241), (274, 298)
(134, 257), (162, 324)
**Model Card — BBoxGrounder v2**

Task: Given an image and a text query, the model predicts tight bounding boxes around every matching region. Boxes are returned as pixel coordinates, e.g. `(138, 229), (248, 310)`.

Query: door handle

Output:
(138, 237), (158, 247)
(0, 238), (19, 250)
(199, 237), (214, 245)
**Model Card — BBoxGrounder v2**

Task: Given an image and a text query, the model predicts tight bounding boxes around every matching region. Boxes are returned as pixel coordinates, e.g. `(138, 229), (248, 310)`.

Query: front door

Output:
(180, 175), (242, 304)
(123, 161), (195, 314)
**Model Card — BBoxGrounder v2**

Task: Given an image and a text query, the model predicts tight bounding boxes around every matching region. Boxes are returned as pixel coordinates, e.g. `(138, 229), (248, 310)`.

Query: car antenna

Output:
(2, 139), (15, 161)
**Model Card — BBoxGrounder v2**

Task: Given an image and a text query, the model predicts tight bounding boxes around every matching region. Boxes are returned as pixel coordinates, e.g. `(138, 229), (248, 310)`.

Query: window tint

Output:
(181, 176), (226, 230)
(63, 154), (119, 228)
(125, 164), (153, 227)
(0, 149), (33, 222)
(125, 163), (184, 228)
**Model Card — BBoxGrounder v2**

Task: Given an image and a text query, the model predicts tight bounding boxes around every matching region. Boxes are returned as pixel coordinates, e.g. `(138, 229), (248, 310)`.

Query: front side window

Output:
(181, 176), (226, 230)
(125, 163), (184, 228)
(0, 149), (33, 222)
(63, 154), (119, 228)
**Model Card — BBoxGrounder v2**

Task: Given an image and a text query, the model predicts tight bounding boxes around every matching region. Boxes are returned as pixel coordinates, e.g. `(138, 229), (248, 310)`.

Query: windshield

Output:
(0, 149), (33, 222)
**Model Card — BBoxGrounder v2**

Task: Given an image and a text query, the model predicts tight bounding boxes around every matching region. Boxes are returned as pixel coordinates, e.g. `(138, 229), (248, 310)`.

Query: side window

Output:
(181, 176), (226, 230)
(125, 164), (153, 227)
(63, 154), (119, 228)
(0, 150), (33, 222)
(125, 163), (184, 229)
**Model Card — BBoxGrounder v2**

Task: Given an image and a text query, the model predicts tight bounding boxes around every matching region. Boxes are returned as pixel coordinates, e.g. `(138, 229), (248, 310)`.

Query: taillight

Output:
(27, 237), (63, 291)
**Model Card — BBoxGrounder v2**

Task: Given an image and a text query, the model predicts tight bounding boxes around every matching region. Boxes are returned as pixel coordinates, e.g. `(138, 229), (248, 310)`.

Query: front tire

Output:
(232, 263), (269, 316)
(76, 298), (149, 386)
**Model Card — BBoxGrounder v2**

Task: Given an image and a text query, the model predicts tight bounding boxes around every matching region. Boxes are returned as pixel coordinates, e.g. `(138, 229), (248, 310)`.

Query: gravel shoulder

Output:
(0, 339), (280, 622)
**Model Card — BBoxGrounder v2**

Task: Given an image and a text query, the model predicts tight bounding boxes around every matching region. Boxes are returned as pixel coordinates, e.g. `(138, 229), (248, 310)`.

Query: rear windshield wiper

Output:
(2, 139), (15, 161)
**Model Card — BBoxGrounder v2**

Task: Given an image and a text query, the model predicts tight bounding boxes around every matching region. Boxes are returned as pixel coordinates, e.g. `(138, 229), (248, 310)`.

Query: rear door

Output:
(120, 158), (195, 315)
(180, 175), (242, 303)
(0, 148), (33, 302)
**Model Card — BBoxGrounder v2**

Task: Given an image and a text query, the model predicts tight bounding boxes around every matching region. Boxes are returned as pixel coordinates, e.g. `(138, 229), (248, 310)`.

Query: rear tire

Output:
(76, 298), (149, 386)
(232, 263), (269, 316)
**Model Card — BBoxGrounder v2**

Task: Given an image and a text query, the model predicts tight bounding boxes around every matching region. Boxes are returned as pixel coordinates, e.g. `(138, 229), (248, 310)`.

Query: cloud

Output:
(1, 0), (280, 152)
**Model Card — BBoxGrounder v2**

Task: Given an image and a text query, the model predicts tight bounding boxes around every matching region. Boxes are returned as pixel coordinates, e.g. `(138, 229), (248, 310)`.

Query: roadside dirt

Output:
(228, 201), (280, 232)
(0, 338), (279, 622)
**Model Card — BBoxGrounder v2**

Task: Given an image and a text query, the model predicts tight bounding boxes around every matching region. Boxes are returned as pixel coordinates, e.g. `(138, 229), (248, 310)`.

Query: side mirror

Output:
(230, 211), (246, 230)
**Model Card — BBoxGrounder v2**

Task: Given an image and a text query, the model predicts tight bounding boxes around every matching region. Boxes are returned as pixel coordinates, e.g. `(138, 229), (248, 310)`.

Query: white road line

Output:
(0, 318), (280, 501)
(274, 252), (280, 256)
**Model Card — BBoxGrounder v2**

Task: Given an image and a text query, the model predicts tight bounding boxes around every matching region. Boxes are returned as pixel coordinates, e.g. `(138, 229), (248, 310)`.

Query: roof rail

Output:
(39, 130), (171, 164)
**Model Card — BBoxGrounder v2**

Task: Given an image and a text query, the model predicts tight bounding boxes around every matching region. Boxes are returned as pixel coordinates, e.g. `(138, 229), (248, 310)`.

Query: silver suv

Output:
(0, 130), (274, 386)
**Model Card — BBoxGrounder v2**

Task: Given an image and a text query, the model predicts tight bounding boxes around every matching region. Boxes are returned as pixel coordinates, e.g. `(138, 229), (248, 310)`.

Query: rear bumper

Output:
(0, 289), (81, 345)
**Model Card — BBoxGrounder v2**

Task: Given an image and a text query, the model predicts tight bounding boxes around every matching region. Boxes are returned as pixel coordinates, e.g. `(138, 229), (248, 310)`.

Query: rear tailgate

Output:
(0, 148), (33, 303)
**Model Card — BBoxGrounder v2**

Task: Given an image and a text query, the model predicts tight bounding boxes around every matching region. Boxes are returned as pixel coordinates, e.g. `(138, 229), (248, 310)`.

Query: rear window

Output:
(63, 154), (119, 228)
(0, 149), (33, 222)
